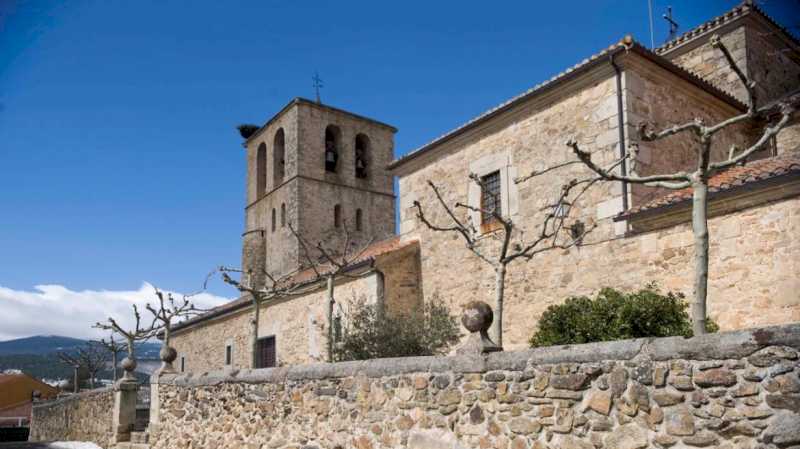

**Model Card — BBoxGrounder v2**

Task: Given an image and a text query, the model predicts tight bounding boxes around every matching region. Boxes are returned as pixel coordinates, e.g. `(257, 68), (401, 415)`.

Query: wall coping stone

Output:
(32, 386), (114, 410)
(157, 322), (800, 387)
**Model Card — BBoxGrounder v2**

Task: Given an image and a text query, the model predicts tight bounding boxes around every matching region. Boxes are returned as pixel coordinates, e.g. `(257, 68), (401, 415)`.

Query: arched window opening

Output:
(281, 203), (286, 227)
(271, 208), (276, 232)
(273, 128), (285, 185)
(334, 204), (341, 228)
(256, 143), (267, 197)
(355, 208), (363, 231)
(324, 125), (340, 173)
(355, 134), (370, 179)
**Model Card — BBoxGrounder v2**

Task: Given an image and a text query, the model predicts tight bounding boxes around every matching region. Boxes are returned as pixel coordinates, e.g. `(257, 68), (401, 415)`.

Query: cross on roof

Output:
(312, 71), (324, 104)
(663, 6), (680, 42)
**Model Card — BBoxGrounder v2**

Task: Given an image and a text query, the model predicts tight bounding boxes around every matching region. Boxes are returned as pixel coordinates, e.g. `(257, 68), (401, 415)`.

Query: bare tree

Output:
(566, 34), (799, 335)
(145, 287), (207, 372)
(289, 220), (376, 362)
(57, 343), (107, 390)
(94, 304), (156, 381)
(217, 266), (314, 368)
(94, 335), (124, 383)
(413, 172), (598, 347)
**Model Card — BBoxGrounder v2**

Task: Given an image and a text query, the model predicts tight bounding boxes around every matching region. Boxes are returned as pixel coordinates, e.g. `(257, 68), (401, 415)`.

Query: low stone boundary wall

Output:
(29, 387), (114, 447)
(150, 323), (800, 449)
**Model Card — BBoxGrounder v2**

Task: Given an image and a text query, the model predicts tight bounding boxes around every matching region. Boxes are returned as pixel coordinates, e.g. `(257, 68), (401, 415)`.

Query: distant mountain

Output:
(0, 335), (161, 358)
(0, 335), (162, 384)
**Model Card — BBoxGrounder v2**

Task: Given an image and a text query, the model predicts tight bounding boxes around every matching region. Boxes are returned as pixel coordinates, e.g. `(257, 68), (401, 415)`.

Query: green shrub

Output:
(529, 284), (718, 347)
(333, 295), (461, 361)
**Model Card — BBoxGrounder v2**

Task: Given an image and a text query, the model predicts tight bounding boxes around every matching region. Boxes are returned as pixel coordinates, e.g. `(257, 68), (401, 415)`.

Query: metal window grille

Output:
(480, 171), (501, 224)
(256, 336), (276, 368)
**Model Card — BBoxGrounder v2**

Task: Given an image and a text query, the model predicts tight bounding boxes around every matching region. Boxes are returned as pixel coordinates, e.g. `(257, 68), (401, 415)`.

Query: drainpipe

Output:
(609, 52), (629, 212)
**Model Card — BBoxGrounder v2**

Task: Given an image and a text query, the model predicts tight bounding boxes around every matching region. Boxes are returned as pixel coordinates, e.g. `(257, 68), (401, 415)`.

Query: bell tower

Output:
(240, 98), (397, 286)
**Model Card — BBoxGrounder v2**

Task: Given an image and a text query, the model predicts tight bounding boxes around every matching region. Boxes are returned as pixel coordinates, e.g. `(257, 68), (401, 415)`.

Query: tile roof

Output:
(169, 236), (419, 333)
(387, 37), (744, 173)
(655, 2), (800, 56)
(620, 153), (800, 218)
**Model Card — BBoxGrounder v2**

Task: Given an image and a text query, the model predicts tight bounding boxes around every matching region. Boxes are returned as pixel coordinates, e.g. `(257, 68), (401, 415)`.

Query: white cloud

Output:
(0, 282), (230, 341)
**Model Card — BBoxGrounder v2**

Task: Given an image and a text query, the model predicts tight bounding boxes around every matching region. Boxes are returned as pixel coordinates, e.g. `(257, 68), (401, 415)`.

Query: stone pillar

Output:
(148, 372), (162, 437)
(112, 379), (139, 443)
(456, 301), (502, 355)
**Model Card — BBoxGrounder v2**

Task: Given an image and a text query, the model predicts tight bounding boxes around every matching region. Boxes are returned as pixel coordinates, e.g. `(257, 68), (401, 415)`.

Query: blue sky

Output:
(0, 1), (796, 338)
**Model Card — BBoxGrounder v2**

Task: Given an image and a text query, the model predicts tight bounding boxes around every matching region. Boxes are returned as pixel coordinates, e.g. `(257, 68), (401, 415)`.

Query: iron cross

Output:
(313, 71), (324, 104)
(663, 6), (680, 41)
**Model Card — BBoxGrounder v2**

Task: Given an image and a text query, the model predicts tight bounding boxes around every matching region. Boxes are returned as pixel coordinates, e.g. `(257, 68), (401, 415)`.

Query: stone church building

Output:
(170, 2), (800, 372)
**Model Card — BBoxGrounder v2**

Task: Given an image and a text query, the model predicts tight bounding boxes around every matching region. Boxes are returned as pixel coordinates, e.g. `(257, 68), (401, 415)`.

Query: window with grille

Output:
(225, 344), (232, 366)
(480, 171), (501, 224)
(256, 336), (276, 368)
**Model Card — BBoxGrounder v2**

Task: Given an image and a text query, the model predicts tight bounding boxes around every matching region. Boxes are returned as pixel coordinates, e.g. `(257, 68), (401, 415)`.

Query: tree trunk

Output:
(112, 351), (118, 382)
(326, 276), (335, 363)
(251, 295), (260, 368)
(492, 264), (507, 347)
(73, 367), (78, 393)
(691, 180), (709, 335)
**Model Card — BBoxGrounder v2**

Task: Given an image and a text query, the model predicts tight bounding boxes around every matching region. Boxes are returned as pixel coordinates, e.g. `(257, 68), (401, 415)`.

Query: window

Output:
(225, 344), (232, 366)
(324, 125), (340, 173)
(180, 356), (185, 373)
(333, 315), (342, 343)
(334, 204), (341, 228)
(355, 208), (363, 231)
(256, 336), (276, 368)
(273, 128), (285, 184)
(281, 203), (286, 227)
(271, 208), (276, 232)
(256, 143), (267, 198)
(480, 171), (501, 225)
(354, 134), (369, 179)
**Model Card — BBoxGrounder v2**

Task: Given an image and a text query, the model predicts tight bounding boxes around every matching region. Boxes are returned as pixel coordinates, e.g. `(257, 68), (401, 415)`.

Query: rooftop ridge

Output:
(655, 1), (800, 55)
(389, 36), (745, 172)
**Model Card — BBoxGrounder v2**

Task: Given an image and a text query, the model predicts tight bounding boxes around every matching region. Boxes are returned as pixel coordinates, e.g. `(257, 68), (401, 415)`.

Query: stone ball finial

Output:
(121, 356), (137, 373)
(462, 301), (493, 333)
(160, 346), (177, 364)
(457, 301), (502, 355)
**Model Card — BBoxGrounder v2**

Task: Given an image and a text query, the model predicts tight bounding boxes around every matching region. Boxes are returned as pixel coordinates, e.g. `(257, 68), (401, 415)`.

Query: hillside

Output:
(0, 335), (161, 383)
(0, 335), (161, 357)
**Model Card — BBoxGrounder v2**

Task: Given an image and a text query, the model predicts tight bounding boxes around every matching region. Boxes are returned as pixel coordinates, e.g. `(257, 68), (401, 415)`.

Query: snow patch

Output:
(48, 442), (104, 449)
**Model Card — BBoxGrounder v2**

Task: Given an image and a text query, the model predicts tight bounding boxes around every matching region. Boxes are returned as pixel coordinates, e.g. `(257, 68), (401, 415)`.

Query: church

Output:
(169, 2), (800, 372)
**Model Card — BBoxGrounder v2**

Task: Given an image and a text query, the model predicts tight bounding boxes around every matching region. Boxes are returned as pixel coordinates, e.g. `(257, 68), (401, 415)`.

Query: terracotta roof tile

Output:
(621, 154), (800, 217)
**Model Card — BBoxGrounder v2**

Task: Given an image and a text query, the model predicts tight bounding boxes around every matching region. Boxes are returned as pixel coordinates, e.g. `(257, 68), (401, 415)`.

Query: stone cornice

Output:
(155, 323), (800, 386)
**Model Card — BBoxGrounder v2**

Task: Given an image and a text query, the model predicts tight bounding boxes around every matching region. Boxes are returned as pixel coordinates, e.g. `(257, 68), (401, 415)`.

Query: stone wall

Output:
(150, 323), (800, 449)
(29, 387), (114, 447)
(663, 14), (800, 157)
(623, 56), (755, 207)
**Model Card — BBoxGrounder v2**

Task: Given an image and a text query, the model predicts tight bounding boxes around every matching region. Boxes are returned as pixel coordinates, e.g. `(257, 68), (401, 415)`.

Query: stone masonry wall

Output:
(30, 387), (114, 447)
(172, 269), (390, 370)
(624, 57), (755, 207)
(665, 18), (800, 157)
(150, 323), (800, 449)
